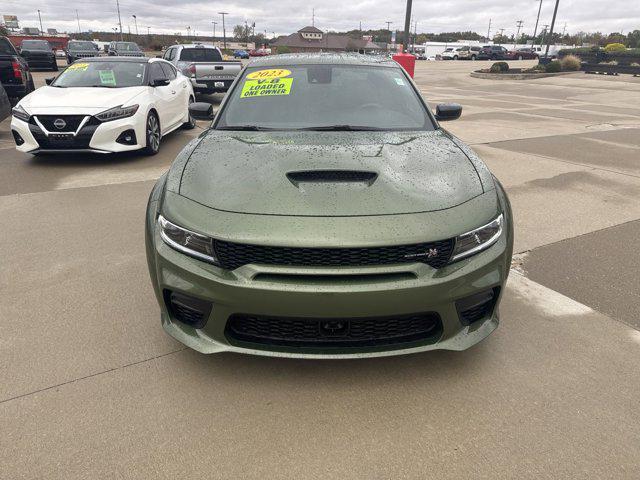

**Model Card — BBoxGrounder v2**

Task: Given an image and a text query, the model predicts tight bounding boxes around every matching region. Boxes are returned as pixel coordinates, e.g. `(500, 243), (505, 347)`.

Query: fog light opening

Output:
(12, 130), (25, 146)
(455, 288), (500, 326)
(116, 129), (137, 145)
(164, 290), (212, 329)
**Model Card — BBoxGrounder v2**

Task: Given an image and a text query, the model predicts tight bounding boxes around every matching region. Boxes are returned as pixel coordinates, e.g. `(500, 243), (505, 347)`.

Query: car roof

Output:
(78, 56), (150, 63)
(248, 53), (397, 68)
(175, 43), (218, 49)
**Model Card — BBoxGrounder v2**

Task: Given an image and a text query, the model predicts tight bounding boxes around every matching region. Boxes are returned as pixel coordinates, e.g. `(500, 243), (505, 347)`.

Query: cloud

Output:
(2, 0), (639, 37)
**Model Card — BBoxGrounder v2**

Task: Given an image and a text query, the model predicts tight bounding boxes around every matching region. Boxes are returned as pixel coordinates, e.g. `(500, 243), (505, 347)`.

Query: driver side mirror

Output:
(435, 103), (462, 121)
(151, 78), (170, 87)
(189, 102), (216, 120)
(45, 77), (55, 85)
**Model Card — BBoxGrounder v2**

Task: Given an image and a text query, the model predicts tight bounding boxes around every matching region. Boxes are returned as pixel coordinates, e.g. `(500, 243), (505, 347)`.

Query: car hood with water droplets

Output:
(175, 130), (490, 216)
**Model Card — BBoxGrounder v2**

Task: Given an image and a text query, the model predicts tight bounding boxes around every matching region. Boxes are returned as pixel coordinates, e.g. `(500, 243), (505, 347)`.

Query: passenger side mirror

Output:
(151, 78), (170, 87)
(45, 77), (55, 85)
(435, 103), (462, 122)
(189, 102), (216, 120)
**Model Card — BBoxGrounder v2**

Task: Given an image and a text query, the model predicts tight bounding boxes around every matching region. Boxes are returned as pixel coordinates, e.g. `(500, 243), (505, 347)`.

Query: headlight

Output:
(11, 104), (30, 122)
(450, 214), (503, 262)
(158, 215), (219, 264)
(95, 104), (139, 122)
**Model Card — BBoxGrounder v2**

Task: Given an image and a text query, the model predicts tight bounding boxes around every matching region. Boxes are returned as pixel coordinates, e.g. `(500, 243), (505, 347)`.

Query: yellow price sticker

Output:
(246, 69), (291, 80)
(240, 78), (293, 98)
(67, 62), (89, 71)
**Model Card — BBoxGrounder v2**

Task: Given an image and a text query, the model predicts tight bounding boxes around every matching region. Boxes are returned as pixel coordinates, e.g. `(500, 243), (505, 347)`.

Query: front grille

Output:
(28, 117), (101, 150)
(225, 312), (442, 349)
(213, 239), (455, 270)
(35, 115), (87, 132)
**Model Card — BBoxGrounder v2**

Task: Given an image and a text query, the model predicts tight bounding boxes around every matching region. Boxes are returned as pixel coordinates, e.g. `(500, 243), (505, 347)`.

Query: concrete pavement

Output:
(1, 59), (639, 478)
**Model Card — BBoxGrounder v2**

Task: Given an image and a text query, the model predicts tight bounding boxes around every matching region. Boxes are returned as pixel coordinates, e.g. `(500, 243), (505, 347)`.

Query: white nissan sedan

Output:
(10, 57), (195, 155)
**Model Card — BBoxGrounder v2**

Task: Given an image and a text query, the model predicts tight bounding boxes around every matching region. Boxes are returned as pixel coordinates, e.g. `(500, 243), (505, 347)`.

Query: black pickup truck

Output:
(0, 36), (35, 101)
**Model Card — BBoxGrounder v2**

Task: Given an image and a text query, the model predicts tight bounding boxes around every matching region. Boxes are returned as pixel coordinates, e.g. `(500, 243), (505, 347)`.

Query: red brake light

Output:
(187, 64), (196, 76)
(11, 61), (23, 79)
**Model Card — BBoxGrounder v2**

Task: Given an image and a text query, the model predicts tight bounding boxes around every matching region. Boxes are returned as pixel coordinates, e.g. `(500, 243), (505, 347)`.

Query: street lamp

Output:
(37, 10), (43, 35)
(132, 15), (138, 36)
(212, 21), (217, 46)
(219, 12), (228, 49)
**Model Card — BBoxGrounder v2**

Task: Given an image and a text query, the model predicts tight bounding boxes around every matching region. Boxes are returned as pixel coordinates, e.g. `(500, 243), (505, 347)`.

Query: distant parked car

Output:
(458, 46), (482, 60)
(108, 41), (145, 57)
(233, 49), (249, 59)
(18, 39), (58, 71)
(249, 49), (269, 57)
(66, 40), (99, 64)
(506, 48), (539, 60)
(441, 47), (466, 60)
(477, 45), (509, 60)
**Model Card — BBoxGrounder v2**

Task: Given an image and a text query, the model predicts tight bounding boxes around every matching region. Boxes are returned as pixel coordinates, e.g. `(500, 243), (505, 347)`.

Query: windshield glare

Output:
(22, 41), (50, 50)
(116, 42), (140, 51)
(217, 64), (433, 131)
(52, 62), (146, 88)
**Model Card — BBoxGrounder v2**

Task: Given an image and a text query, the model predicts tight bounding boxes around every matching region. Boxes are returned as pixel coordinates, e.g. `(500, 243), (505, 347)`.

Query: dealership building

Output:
(271, 26), (382, 54)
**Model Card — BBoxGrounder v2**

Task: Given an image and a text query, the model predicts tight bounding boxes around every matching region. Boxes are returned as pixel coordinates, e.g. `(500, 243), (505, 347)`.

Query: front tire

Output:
(453, 55), (458, 60)
(143, 112), (161, 156)
(518, 55), (523, 60)
(471, 55), (476, 61)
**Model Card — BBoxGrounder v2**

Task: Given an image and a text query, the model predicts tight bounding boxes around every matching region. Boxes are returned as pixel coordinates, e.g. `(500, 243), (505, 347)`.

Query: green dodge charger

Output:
(145, 54), (513, 358)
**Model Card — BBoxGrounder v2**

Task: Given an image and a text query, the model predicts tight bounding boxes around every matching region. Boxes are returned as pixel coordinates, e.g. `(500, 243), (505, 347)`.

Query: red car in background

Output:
(506, 48), (539, 60)
(249, 49), (269, 57)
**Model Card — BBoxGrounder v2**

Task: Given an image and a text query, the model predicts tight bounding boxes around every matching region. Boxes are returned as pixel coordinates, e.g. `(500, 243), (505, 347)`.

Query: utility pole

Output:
(312, 8), (315, 27)
(76, 10), (81, 34)
(486, 18), (492, 43)
(37, 10), (43, 34)
(533, 0), (543, 40)
(515, 20), (524, 42)
(561, 22), (567, 37)
(540, 24), (549, 48)
(219, 12), (228, 49)
(132, 15), (138, 36)
(499, 28), (505, 37)
(212, 21), (217, 45)
(402, 0), (413, 52)
(147, 26), (150, 37)
(544, 0), (560, 57)
(115, 0), (123, 40)
(385, 21), (393, 45)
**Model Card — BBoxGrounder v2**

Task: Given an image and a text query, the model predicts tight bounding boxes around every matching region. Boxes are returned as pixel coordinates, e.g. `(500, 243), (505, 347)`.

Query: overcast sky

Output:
(2, 0), (639, 38)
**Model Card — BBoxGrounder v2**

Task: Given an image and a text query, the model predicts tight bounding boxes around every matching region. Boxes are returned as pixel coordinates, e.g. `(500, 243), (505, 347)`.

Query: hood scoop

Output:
(287, 170), (378, 187)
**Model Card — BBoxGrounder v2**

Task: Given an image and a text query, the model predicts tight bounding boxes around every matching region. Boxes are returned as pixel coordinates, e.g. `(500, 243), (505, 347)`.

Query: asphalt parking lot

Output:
(1, 59), (639, 478)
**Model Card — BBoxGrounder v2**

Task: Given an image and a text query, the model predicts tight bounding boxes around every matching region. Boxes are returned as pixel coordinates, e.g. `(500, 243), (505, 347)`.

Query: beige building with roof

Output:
(272, 26), (383, 54)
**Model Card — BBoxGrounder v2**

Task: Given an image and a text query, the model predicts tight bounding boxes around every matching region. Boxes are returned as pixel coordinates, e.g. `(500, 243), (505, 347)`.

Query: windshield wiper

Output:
(217, 125), (274, 131)
(299, 125), (384, 131)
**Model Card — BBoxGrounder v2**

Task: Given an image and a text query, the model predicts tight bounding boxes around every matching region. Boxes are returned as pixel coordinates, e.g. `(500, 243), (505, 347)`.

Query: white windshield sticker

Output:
(394, 77), (405, 86)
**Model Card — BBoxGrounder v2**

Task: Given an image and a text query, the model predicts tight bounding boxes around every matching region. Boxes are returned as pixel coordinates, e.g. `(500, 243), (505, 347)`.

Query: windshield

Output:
(179, 48), (222, 62)
(69, 41), (95, 51)
(22, 40), (50, 51)
(52, 61), (146, 88)
(216, 64), (434, 131)
(116, 42), (140, 51)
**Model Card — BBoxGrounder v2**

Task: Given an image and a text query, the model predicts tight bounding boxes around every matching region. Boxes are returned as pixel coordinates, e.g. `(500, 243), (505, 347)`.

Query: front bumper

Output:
(24, 57), (56, 69)
(146, 193), (513, 358)
(10, 110), (148, 154)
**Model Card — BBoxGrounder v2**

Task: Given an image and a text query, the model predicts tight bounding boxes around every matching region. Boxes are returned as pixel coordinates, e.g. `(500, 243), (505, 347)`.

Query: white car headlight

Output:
(95, 104), (139, 122)
(158, 215), (219, 264)
(12, 104), (30, 122)
(450, 214), (504, 262)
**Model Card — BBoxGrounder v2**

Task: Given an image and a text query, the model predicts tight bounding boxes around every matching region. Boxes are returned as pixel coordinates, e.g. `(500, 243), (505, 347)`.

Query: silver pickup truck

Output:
(162, 44), (242, 94)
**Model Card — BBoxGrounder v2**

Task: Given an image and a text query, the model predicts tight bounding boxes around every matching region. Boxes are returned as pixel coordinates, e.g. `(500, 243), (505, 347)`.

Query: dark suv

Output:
(18, 39), (58, 71)
(0, 36), (35, 100)
(66, 40), (99, 64)
(477, 45), (509, 60)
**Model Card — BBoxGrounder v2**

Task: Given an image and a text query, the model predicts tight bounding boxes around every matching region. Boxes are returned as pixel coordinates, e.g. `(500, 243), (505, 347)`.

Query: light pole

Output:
(76, 9), (81, 34)
(402, 0), (412, 52)
(37, 10), (43, 35)
(212, 21), (217, 45)
(486, 18), (492, 43)
(515, 20), (524, 42)
(544, 0), (560, 58)
(532, 0), (543, 40)
(115, 0), (123, 40)
(219, 12), (228, 49)
(385, 21), (393, 44)
(132, 15), (138, 36)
